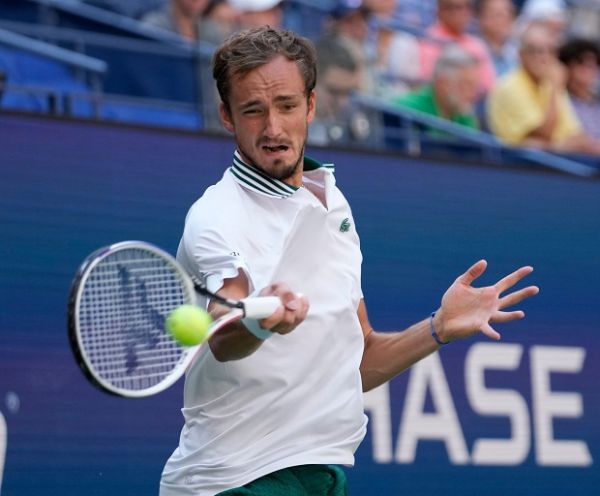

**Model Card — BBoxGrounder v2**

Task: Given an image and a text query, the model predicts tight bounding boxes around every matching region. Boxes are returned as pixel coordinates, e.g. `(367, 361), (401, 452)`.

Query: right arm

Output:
(207, 270), (309, 362)
(524, 62), (564, 145)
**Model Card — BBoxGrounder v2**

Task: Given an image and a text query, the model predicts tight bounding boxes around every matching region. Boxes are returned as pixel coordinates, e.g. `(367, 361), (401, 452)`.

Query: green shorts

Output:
(216, 464), (348, 496)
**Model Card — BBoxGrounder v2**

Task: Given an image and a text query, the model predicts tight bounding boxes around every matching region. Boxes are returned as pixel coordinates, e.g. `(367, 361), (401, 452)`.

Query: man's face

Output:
(220, 55), (316, 186)
(339, 11), (370, 42)
(438, 0), (473, 35)
(438, 65), (480, 114)
(520, 28), (558, 81)
(568, 52), (599, 94)
(478, 0), (515, 43)
(317, 65), (361, 118)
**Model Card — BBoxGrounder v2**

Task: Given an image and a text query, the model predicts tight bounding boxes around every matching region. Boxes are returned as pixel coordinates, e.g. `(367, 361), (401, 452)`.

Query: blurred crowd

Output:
(85, 0), (600, 155)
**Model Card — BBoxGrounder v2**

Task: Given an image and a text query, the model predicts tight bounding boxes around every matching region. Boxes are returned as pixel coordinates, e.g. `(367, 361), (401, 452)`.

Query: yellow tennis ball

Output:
(165, 305), (212, 346)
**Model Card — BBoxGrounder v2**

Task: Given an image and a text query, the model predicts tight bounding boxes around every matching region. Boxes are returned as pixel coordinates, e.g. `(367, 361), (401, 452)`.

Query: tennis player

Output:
(160, 26), (539, 496)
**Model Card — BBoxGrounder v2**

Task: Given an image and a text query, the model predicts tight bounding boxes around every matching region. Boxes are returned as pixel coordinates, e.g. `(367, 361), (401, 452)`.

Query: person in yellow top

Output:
(487, 22), (600, 154)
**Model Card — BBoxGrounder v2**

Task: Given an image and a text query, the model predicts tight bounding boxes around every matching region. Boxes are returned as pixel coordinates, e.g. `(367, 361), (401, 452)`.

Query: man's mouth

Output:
(262, 144), (289, 153)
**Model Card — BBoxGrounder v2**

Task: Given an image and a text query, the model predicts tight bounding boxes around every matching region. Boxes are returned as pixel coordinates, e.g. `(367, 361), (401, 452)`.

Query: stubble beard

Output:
(237, 131), (307, 183)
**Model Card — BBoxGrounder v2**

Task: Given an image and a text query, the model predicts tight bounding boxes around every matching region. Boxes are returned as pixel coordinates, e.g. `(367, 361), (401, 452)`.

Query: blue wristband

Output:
(242, 317), (273, 340)
(430, 312), (448, 346)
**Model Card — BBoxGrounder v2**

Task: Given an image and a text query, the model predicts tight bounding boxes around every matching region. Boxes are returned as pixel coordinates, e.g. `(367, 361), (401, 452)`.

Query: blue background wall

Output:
(1, 114), (598, 495)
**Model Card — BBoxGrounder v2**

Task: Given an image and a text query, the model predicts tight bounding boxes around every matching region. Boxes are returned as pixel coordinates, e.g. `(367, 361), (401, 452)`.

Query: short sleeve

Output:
(487, 76), (545, 145)
(176, 202), (255, 298)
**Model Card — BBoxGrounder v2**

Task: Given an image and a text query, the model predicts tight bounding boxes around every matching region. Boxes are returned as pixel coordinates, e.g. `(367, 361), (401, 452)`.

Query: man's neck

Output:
(483, 34), (505, 53)
(433, 84), (454, 118)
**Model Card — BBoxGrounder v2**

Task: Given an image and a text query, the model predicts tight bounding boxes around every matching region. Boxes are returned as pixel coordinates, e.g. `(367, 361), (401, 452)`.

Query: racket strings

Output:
(78, 248), (192, 391)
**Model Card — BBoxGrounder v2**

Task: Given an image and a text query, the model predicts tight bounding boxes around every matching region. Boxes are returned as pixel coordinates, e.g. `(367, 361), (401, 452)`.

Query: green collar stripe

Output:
(230, 166), (289, 198)
(304, 156), (335, 172)
(229, 151), (334, 198)
(232, 154), (296, 196)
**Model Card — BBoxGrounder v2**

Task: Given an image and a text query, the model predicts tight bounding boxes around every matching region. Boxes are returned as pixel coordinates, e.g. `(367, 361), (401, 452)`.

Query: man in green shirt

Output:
(394, 44), (481, 130)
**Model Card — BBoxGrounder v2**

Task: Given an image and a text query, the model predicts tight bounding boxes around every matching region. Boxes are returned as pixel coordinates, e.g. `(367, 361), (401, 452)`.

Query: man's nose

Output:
(263, 110), (283, 138)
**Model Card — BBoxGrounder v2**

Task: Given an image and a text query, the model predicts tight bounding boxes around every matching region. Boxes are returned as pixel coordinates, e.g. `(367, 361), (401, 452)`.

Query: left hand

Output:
(434, 260), (539, 343)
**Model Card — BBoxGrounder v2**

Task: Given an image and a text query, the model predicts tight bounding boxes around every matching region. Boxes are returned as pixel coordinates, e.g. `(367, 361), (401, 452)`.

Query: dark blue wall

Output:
(1, 114), (598, 495)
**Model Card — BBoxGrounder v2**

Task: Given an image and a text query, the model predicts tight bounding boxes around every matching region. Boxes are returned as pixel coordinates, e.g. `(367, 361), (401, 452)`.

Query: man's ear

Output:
(219, 102), (235, 133)
(307, 90), (316, 124)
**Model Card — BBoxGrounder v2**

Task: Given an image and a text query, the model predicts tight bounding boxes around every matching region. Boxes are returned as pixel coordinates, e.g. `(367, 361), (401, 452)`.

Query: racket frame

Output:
(68, 241), (199, 398)
(68, 241), (282, 398)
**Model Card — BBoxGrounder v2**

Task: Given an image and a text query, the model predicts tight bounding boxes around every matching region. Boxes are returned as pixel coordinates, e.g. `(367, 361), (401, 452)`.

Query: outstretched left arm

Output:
(359, 260), (539, 392)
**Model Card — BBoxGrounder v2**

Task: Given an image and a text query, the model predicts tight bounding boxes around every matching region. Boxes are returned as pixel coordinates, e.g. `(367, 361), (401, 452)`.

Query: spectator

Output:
(199, 0), (240, 43)
(487, 23), (600, 154)
(558, 38), (600, 140)
(322, 1), (373, 93)
(308, 36), (372, 146)
(420, 0), (496, 94)
(141, 0), (225, 43)
(517, 0), (568, 41)
(393, 44), (480, 130)
(230, 0), (283, 29)
(326, 0), (419, 98)
(475, 0), (518, 77)
(366, 0), (422, 98)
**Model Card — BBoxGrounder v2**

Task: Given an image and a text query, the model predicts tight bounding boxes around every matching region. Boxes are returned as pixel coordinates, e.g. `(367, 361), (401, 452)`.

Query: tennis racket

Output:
(67, 240), (280, 398)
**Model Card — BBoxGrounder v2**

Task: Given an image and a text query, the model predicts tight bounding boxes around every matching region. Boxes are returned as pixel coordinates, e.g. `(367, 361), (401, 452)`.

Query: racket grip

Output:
(241, 296), (282, 319)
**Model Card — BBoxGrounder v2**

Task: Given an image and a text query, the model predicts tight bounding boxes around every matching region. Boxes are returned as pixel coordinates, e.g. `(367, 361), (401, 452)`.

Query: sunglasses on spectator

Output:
(523, 45), (557, 55)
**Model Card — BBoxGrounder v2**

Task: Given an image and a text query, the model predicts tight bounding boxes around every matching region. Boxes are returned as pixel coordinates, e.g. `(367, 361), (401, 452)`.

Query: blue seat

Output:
(98, 98), (202, 130)
(0, 44), (91, 113)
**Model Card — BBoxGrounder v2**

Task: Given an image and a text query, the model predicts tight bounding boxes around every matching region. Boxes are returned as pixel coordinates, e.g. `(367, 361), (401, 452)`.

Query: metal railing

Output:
(354, 93), (600, 178)
(0, 25), (106, 91)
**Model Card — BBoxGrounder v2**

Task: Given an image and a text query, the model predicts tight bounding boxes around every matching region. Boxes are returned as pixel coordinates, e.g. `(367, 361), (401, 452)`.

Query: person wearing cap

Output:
(366, 0), (422, 98)
(141, 0), (228, 43)
(230, 0), (283, 29)
(308, 35), (373, 146)
(324, 0), (420, 99)
(516, 0), (568, 41)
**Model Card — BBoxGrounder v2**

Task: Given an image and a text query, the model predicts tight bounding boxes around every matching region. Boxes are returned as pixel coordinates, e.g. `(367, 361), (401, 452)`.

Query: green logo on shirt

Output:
(340, 218), (351, 232)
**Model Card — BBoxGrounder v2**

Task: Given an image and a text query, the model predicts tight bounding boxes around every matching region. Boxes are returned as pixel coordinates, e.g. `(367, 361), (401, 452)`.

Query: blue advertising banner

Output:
(1, 114), (598, 495)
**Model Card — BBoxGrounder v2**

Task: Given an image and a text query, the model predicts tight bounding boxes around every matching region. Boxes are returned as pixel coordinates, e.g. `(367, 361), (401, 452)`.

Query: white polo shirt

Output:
(160, 151), (368, 496)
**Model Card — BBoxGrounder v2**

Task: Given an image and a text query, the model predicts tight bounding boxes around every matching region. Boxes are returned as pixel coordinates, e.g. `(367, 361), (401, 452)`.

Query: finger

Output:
(458, 259), (487, 286)
(282, 292), (299, 311)
(258, 305), (285, 330)
(481, 322), (501, 341)
(262, 281), (291, 297)
(297, 295), (310, 321)
(494, 266), (534, 293)
(491, 309), (525, 323)
(498, 285), (539, 309)
(271, 309), (302, 334)
(271, 295), (309, 334)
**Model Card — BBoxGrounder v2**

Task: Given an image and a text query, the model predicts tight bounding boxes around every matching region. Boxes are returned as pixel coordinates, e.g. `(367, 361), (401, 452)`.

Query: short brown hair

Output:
(212, 26), (317, 114)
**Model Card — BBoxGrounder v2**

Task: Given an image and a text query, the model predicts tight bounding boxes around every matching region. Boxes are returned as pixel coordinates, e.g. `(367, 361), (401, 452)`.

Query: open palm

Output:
(436, 260), (539, 342)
